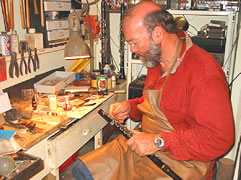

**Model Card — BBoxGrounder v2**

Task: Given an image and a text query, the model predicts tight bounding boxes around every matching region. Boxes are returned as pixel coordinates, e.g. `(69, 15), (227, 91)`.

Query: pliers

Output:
(34, 48), (40, 69)
(28, 48), (37, 73)
(20, 50), (28, 75)
(9, 52), (20, 78)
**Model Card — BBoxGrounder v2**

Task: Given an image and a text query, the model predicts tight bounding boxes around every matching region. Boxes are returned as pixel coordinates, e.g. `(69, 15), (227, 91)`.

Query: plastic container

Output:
(112, 75), (116, 88)
(25, 28), (44, 50)
(48, 94), (57, 111)
(103, 64), (111, 75)
(10, 30), (19, 53)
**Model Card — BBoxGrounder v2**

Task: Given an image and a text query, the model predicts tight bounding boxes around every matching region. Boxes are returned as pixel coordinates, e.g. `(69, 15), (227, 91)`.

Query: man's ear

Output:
(152, 26), (163, 44)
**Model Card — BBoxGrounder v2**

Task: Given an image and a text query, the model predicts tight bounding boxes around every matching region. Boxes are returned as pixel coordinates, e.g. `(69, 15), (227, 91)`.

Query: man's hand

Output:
(127, 130), (160, 156)
(109, 101), (131, 123)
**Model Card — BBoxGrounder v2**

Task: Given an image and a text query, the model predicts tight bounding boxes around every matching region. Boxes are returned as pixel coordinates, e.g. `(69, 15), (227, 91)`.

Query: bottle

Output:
(112, 75), (116, 88)
(48, 94), (57, 111)
(32, 95), (37, 111)
(0, 32), (10, 56)
(10, 30), (19, 53)
(25, 28), (44, 50)
(108, 75), (112, 90)
(63, 96), (72, 111)
(103, 64), (111, 75)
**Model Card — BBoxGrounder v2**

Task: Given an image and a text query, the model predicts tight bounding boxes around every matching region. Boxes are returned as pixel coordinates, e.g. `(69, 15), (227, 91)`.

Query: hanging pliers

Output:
(28, 48), (37, 73)
(34, 48), (40, 69)
(20, 51), (28, 75)
(9, 52), (20, 78)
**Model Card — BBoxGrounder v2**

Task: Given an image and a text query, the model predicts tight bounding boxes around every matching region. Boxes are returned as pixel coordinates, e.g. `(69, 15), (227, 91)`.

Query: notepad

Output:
(0, 130), (16, 140)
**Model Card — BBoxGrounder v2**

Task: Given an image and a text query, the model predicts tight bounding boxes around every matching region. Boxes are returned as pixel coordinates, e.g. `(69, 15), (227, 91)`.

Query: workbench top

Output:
(3, 92), (115, 150)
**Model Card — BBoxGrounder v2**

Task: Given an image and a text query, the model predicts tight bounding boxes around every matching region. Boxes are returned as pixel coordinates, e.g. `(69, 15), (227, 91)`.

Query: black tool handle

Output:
(98, 109), (182, 180)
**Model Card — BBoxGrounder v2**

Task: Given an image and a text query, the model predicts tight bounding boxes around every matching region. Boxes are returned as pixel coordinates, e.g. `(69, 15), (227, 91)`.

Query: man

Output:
(72, 1), (234, 179)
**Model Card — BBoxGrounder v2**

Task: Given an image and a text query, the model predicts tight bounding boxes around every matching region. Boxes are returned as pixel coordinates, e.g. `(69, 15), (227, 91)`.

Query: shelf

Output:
(4, 46), (65, 62)
(168, 10), (236, 16)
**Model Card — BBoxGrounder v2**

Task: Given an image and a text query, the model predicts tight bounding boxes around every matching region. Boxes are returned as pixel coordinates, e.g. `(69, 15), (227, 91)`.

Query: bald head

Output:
(123, 0), (161, 29)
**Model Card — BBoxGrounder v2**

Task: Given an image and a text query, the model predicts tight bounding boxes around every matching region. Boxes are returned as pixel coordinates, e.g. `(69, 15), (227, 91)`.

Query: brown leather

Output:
(138, 89), (212, 180)
(80, 39), (212, 179)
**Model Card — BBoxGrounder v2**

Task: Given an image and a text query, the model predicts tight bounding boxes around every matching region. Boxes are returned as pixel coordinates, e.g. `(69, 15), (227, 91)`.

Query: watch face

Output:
(154, 137), (164, 149)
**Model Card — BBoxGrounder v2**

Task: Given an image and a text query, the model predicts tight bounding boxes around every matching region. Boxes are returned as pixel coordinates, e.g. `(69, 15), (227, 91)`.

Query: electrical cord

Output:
(229, 72), (241, 88)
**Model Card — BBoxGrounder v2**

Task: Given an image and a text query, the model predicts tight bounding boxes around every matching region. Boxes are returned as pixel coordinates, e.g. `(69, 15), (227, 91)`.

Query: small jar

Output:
(112, 75), (116, 88)
(108, 75), (112, 90)
(48, 94), (57, 111)
(90, 70), (100, 88)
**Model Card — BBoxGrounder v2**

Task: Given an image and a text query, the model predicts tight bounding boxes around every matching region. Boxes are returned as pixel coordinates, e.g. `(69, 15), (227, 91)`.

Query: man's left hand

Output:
(127, 130), (160, 156)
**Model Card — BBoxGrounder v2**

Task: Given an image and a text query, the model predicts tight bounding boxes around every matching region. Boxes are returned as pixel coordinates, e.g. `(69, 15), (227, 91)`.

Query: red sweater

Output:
(127, 43), (234, 162)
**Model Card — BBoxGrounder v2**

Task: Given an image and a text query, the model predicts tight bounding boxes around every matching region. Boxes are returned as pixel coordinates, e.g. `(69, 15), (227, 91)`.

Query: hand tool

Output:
(34, 48), (40, 69)
(40, 0), (45, 27)
(9, 52), (20, 78)
(20, 50), (28, 75)
(10, 0), (13, 30)
(19, 0), (25, 29)
(1, 0), (9, 31)
(27, 48), (37, 73)
(26, 0), (30, 29)
(33, 0), (39, 14)
(4, 0), (10, 31)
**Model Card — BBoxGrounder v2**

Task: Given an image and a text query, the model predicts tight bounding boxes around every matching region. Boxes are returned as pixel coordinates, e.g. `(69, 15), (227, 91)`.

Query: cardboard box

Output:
(44, 1), (71, 11)
(46, 20), (69, 31)
(47, 29), (69, 41)
(34, 71), (75, 94)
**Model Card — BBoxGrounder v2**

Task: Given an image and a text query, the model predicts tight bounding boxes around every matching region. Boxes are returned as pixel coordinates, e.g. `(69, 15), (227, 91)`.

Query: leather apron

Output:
(80, 40), (212, 180)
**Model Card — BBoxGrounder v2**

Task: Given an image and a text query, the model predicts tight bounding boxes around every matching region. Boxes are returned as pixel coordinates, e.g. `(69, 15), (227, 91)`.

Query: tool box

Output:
(34, 71), (75, 94)
(0, 152), (44, 180)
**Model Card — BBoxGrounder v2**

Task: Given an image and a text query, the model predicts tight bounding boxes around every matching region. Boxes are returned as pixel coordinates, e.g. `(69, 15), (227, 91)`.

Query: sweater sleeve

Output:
(161, 76), (234, 161)
(126, 96), (144, 121)
(125, 65), (161, 121)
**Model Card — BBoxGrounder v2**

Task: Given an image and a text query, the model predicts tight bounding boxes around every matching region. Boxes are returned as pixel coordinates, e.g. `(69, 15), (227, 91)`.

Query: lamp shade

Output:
(64, 31), (91, 60)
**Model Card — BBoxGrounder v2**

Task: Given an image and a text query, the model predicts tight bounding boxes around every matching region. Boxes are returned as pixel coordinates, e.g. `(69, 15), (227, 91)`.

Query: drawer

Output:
(47, 108), (107, 169)
(44, 1), (71, 11)
(47, 29), (69, 41)
(46, 20), (69, 31)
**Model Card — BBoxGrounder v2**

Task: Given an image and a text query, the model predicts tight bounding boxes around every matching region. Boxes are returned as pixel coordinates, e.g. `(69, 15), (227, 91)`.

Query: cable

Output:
(229, 72), (241, 88)
(188, 23), (199, 34)
(223, 30), (240, 70)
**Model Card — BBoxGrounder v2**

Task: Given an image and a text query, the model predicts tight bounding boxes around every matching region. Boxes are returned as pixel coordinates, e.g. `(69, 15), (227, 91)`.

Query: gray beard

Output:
(138, 39), (161, 68)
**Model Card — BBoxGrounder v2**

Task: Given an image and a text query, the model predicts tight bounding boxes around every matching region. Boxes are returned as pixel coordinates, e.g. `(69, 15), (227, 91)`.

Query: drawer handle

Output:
(83, 129), (91, 136)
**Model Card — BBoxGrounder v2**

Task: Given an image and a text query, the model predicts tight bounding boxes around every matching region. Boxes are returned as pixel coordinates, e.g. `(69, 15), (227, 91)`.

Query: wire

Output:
(229, 72), (241, 88)
(223, 29), (240, 70)
(183, 15), (199, 34)
(188, 23), (199, 34)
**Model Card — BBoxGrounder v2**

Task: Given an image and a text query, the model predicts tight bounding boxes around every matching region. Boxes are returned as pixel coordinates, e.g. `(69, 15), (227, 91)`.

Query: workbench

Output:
(4, 81), (126, 180)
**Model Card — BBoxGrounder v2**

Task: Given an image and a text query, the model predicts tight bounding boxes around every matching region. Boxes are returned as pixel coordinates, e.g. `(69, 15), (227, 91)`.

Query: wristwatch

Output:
(154, 136), (164, 150)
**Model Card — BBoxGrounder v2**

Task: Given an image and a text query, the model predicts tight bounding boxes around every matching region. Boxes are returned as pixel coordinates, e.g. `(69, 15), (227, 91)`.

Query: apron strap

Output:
(159, 39), (184, 98)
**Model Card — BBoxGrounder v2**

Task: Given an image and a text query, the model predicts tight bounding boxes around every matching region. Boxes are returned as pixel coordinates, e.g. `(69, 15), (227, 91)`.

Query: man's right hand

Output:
(109, 101), (131, 123)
